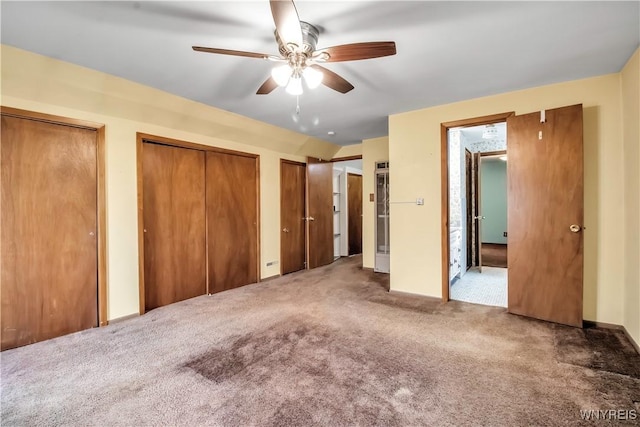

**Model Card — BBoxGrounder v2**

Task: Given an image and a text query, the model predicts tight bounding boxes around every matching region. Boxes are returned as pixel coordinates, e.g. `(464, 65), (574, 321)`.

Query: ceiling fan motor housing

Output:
(276, 21), (320, 56)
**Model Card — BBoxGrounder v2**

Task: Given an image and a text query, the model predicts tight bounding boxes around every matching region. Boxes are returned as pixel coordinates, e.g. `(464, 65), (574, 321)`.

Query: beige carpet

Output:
(2, 256), (639, 426)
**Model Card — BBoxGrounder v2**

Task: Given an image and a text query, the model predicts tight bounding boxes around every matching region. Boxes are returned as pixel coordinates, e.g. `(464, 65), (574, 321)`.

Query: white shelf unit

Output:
(374, 162), (390, 273)
(332, 171), (342, 260)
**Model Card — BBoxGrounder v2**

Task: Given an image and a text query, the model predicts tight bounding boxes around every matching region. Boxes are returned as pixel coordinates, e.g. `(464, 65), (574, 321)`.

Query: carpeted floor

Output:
(450, 267), (507, 307)
(2, 256), (639, 426)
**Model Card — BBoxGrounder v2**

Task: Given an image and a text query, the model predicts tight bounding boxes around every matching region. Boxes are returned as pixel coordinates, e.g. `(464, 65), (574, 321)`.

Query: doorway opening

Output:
(447, 122), (508, 307)
(332, 159), (363, 261)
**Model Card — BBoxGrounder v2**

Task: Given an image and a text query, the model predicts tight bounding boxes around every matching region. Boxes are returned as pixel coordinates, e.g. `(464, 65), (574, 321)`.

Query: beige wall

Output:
(3, 43), (638, 334)
(1, 45), (342, 321)
(621, 48), (640, 345)
(389, 74), (628, 325)
(362, 137), (389, 269)
(333, 143), (362, 159)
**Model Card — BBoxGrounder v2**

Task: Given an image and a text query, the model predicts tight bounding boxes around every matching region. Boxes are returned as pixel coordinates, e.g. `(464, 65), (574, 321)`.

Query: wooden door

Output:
(306, 158), (333, 268)
(281, 160), (306, 274)
(507, 104), (584, 327)
(347, 173), (363, 255)
(142, 142), (206, 311)
(207, 152), (259, 293)
(475, 153), (484, 272)
(1, 115), (98, 350)
(465, 149), (473, 269)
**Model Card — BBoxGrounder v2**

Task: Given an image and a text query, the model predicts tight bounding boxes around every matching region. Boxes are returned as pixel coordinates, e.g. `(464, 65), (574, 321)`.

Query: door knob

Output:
(569, 224), (582, 233)
(308, 216), (315, 221)
(474, 216), (485, 220)
(282, 228), (289, 233)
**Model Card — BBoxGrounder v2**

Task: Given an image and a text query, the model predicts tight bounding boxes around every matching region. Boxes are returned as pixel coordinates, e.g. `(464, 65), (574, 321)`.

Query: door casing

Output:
(1, 107), (107, 349)
(441, 112), (515, 302)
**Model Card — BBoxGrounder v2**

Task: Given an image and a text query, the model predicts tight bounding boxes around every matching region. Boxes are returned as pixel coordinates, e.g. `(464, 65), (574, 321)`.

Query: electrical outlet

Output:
(369, 193), (374, 202)
(416, 198), (424, 205)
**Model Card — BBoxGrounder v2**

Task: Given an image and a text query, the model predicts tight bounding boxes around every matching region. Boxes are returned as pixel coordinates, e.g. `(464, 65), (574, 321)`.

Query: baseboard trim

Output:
(260, 274), (281, 282)
(362, 267), (374, 272)
(623, 326), (640, 355)
(583, 320), (640, 355)
(582, 320), (623, 330)
(108, 313), (140, 324)
(389, 289), (442, 302)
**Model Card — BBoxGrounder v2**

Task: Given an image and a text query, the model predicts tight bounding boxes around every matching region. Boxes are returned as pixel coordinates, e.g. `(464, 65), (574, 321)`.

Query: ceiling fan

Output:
(192, 0), (396, 95)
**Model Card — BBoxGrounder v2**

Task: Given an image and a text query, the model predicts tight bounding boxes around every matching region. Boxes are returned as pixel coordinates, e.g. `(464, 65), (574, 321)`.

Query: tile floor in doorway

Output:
(450, 267), (507, 307)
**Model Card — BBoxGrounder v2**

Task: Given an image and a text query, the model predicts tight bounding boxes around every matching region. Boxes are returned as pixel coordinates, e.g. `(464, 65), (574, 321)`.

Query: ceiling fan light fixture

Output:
(271, 64), (292, 87)
(285, 76), (303, 95)
(303, 66), (323, 89)
(193, 1), (397, 96)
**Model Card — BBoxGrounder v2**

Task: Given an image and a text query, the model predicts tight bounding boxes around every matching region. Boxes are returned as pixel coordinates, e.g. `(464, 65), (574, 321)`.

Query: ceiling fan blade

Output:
(270, 0), (303, 50)
(311, 65), (354, 94)
(315, 42), (396, 62)
(192, 46), (269, 59)
(257, 76), (278, 95)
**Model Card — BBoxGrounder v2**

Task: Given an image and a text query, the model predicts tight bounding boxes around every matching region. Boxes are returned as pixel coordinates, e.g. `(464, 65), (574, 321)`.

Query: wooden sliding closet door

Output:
(142, 143), (207, 311)
(1, 115), (98, 350)
(206, 151), (258, 293)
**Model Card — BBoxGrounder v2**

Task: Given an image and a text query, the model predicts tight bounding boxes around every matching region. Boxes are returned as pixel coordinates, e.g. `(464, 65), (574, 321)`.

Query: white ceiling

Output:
(1, 1), (638, 146)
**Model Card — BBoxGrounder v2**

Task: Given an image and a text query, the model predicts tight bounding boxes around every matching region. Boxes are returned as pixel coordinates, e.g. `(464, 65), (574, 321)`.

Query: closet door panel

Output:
(1, 115), (98, 350)
(142, 142), (206, 310)
(206, 152), (258, 293)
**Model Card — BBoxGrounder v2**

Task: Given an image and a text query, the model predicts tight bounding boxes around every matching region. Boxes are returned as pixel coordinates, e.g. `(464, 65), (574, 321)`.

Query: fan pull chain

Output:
(296, 96), (300, 115)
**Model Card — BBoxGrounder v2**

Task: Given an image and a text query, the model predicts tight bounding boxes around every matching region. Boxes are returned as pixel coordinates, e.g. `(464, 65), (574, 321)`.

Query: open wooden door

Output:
(281, 160), (307, 274)
(507, 104), (584, 327)
(474, 153), (484, 272)
(465, 149), (473, 270)
(306, 158), (333, 269)
(348, 173), (363, 255)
